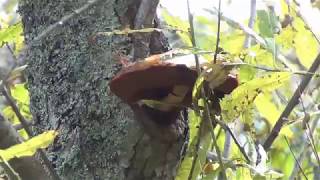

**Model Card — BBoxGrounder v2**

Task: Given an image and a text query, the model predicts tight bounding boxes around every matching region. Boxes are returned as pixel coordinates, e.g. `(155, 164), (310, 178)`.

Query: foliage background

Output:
(0, 0), (320, 179)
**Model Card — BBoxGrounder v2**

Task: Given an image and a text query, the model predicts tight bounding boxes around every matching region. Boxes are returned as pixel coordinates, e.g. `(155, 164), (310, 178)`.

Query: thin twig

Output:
(205, 7), (266, 47)
(186, 0), (200, 74)
(185, 0), (204, 179)
(187, 123), (202, 180)
(13, 121), (32, 131)
(263, 53), (320, 151)
(0, 83), (32, 136)
(186, 0), (204, 179)
(204, 104), (227, 179)
(213, 0), (221, 64)
(299, 95), (320, 167)
(0, 82), (61, 180)
(186, 0), (227, 177)
(284, 136), (308, 179)
(0, 155), (21, 180)
(212, 0), (229, 168)
(289, 112), (320, 179)
(216, 120), (250, 163)
(305, 123), (320, 167)
(243, 0), (256, 48)
(186, 0), (226, 178)
(263, 7), (320, 150)
(205, 7), (293, 69)
(5, 43), (18, 65)
(223, 131), (231, 159)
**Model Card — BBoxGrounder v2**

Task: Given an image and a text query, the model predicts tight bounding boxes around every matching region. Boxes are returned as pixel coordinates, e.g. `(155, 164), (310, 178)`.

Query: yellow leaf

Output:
(294, 31), (318, 68)
(276, 27), (295, 51)
(293, 18), (318, 68)
(221, 72), (290, 123)
(192, 76), (205, 100)
(280, 0), (289, 18)
(0, 22), (24, 54)
(221, 31), (245, 54)
(0, 131), (58, 162)
(255, 94), (282, 126)
(11, 83), (29, 105)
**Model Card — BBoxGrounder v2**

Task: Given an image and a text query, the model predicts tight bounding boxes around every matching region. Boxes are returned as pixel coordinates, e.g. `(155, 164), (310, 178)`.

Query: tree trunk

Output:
(18, 0), (188, 179)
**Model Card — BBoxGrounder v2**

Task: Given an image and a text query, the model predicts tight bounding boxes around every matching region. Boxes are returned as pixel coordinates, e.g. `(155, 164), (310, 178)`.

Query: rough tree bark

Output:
(18, 0), (188, 179)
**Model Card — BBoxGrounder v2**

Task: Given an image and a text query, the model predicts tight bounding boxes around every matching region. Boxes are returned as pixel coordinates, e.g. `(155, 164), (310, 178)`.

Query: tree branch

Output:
(263, 53), (320, 151)
(0, 82), (61, 180)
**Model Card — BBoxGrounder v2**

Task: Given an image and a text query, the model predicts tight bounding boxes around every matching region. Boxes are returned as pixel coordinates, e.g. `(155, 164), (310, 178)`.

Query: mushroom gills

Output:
(137, 85), (190, 112)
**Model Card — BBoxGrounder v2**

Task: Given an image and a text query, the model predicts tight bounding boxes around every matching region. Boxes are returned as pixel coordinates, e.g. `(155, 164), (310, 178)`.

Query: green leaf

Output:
(220, 30), (245, 54)
(176, 111), (212, 180)
(192, 76), (205, 100)
(220, 72), (290, 123)
(257, 10), (274, 38)
(11, 83), (29, 105)
(2, 84), (31, 139)
(176, 111), (201, 180)
(2, 106), (19, 125)
(193, 16), (218, 53)
(249, 45), (276, 67)
(235, 166), (252, 180)
(0, 131), (58, 162)
(0, 22), (24, 53)
(269, 141), (295, 179)
(11, 83), (32, 122)
(256, 8), (280, 39)
(239, 44), (279, 84)
(161, 8), (191, 46)
(239, 65), (256, 83)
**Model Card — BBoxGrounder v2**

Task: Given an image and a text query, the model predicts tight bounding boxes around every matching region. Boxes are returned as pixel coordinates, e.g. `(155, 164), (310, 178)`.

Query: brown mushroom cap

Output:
(109, 59), (198, 105)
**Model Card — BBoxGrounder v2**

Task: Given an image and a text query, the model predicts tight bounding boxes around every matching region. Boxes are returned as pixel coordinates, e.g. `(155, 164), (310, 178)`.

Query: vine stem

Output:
(186, 0), (203, 179)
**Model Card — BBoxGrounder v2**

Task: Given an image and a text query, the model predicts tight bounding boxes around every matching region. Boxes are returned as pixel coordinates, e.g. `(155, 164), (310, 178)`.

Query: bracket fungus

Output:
(109, 54), (238, 126)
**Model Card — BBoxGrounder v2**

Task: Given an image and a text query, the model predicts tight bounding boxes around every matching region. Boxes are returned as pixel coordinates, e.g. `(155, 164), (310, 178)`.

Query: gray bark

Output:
(18, 0), (187, 179)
